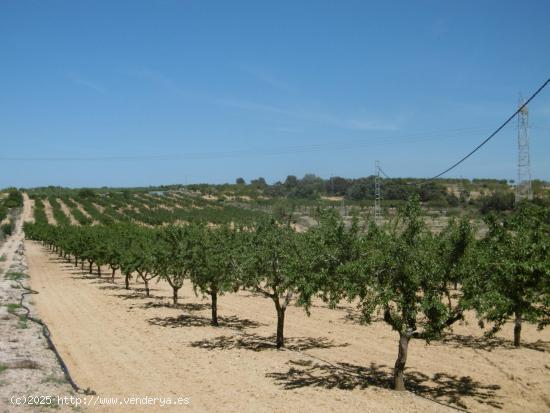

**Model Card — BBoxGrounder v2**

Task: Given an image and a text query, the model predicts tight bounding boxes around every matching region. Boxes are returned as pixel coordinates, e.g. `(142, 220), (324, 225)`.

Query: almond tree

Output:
(240, 218), (313, 348)
(120, 226), (159, 296)
(462, 202), (550, 347)
(156, 225), (196, 306)
(189, 224), (242, 326)
(336, 196), (469, 391)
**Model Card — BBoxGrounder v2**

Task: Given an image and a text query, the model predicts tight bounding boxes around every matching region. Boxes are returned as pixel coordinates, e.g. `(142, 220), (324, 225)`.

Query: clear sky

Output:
(1, 0), (549, 188)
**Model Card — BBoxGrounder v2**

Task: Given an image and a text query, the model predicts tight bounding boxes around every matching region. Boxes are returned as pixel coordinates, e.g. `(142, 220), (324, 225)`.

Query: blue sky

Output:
(1, 0), (549, 188)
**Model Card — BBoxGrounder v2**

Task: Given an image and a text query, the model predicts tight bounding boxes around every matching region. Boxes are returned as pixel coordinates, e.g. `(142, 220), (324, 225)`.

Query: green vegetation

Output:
(462, 201), (550, 346)
(6, 303), (21, 315)
(22, 183), (550, 392)
(5, 271), (28, 281)
(17, 315), (28, 329)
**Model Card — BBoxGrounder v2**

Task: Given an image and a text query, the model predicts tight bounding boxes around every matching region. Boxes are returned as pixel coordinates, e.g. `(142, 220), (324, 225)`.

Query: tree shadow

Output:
(141, 301), (210, 311)
(113, 289), (158, 300)
(190, 334), (348, 352)
(267, 360), (502, 410)
(69, 274), (98, 281)
(149, 314), (262, 331)
(441, 333), (550, 352)
(98, 284), (127, 291)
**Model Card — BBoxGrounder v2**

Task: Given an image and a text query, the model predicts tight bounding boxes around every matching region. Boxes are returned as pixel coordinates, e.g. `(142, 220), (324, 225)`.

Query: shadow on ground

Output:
(267, 359), (502, 410)
(190, 333), (348, 352)
(441, 333), (550, 352)
(113, 289), (159, 300)
(98, 284), (127, 291)
(140, 301), (210, 311)
(149, 314), (262, 331)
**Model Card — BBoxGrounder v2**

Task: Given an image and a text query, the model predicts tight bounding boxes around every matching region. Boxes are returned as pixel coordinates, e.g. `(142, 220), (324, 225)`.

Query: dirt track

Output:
(24, 239), (550, 413)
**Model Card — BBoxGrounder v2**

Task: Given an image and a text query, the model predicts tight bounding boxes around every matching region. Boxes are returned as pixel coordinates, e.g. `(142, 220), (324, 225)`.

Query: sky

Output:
(1, 0), (549, 188)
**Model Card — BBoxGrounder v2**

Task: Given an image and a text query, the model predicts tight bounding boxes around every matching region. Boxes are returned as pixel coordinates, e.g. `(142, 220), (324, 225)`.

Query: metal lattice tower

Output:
(515, 97), (533, 203)
(374, 160), (381, 225)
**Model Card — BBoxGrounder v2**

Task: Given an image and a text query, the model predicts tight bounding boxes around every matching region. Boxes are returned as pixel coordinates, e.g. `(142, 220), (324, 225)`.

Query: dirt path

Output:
(57, 198), (79, 225)
(25, 242), (550, 412)
(21, 193), (34, 224)
(42, 198), (57, 225)
(0, 195), (75, 413)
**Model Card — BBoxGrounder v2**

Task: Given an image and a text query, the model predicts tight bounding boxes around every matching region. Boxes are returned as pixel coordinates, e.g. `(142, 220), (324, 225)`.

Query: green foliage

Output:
(6, 303), (21, 314)
(155, 224), (196, 305)
(78, 188), (97, 199)
(462, 202), (550, 345)
(316, 196), (471, 390)
(189, 225), (242, 296)
(478, 190), (515, 214)
(5, 271), (28, 281)
(3, 189), (23, 208)
(1, 222), (14, 236)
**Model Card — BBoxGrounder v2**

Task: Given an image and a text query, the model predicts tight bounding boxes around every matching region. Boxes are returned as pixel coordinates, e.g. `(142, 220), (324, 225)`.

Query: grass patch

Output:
(41, 375), (67, 385)
(17, 315), (28, 329)
(6, 303), (21, 314)
(5, 271), (28, 281)
(0, 254), (6, 262)
(0, 363), (7, 374)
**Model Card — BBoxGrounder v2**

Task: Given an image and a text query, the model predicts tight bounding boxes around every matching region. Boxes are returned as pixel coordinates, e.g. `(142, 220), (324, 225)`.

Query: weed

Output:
(5, 272), (28, 281)
(6, 303), (21, 314)
(17, 315), (28, 329)
(41, 375), (67, 385)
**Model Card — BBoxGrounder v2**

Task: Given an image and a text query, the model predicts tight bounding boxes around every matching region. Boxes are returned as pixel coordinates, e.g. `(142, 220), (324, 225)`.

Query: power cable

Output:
(0, 126), (496, 162)
(428, 78), (550, 180)
(379, 168), (391, 179)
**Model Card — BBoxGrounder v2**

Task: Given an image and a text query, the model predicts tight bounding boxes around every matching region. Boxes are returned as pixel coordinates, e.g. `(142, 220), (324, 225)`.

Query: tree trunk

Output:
(125, 273), (130, 289)
(172, 287), (179, 306)
(81, 261), (84, 270)
(97, 264), (101, 278)
(514, 311), (522, 348)
(275, 301), (286, 349)
(143, 278), (150, 297)
(394, 332), (410, 391)
(74, 257), (78, 267)
(111, 268), (116, 283)
(210, 290), (218, 326)
(88, 261), (93, 274)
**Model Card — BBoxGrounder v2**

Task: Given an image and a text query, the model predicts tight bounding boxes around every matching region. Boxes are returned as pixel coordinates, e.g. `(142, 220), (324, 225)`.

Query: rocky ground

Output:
(0, 208), (79, 412)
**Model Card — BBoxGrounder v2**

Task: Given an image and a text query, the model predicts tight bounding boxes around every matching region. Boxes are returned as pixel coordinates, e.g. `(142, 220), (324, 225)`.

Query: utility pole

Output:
(374, 160), (381, 225)
(515, 97), (533, 203)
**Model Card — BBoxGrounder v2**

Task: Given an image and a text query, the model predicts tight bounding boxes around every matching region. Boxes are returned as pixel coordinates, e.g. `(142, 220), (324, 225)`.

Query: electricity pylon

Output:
(374, 160), (381, 225)
(515, 97), (533, 203)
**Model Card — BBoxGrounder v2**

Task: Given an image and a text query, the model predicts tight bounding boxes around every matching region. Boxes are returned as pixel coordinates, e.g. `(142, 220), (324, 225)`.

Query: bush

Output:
(1, 222), (13, 236)
(3, 189), (22, 209)
(479, 191), (514, 214)
(78, 188), (96, 199)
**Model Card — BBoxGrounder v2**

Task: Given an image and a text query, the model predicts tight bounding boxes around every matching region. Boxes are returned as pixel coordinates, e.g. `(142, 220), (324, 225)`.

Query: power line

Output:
(379, 167), (391, 179)
(429, 78), (550, 180)
(0, 126), (497, 162)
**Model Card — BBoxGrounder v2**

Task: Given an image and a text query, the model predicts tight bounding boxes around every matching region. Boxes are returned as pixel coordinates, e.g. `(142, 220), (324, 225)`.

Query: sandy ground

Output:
(57, 199), (79, 226)
(0, 197), (76, 413)
(41, 198), (56, 226)
(22, 241), (549, 413)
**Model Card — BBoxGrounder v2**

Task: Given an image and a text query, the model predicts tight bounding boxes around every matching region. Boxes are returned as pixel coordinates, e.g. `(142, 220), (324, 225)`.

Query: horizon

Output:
(2, 1), (550, 187)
